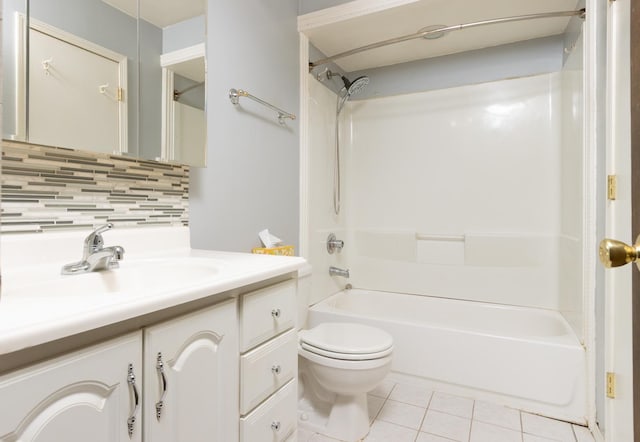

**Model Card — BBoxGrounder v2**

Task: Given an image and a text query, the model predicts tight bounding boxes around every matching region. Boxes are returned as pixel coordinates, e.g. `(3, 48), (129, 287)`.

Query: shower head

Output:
(337, 75), (369, 115)
(341, 75), (369, 96)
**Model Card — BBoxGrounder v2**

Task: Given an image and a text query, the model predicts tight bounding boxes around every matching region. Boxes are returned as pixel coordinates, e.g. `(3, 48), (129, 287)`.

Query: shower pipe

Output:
(309, 8), (586, 69)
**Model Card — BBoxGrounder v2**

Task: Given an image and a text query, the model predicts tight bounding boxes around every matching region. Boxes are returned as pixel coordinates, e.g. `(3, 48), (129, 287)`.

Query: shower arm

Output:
(309, 9), (586, 69)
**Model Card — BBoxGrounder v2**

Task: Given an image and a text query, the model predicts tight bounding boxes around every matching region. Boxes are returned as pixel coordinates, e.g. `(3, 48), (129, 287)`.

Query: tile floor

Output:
(297, 379), (595, 442)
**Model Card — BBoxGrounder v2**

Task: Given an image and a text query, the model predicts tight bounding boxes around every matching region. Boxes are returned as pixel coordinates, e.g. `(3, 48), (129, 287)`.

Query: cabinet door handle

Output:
(127, 364), (140, 438)
(271, 421), (281, 431)
(271, 364), (281, 375)
(155, 352), (168, 421)
(271, 308), (281, 318)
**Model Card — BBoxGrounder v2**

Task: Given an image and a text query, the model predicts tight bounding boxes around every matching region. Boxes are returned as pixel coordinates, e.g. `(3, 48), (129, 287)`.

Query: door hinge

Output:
(117, 87), (124, 102)
(606, 372), (616, 398)
(607, 175), (617, 200)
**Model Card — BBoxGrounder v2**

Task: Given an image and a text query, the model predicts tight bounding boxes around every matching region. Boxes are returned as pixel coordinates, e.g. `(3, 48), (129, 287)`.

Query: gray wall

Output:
(163, 15), (205, 53)
(189, 0), (300, 252)
(139, 18), (162, 160)
(347, 35), (564, 100)
(299, 0), (349, 15)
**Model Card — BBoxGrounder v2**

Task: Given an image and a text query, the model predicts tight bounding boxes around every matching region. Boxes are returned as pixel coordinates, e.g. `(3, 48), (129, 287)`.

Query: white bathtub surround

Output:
(343, 73), (574, 310)
(305, 77), (349, 306)
(297, 378), (595, 442)
(308, 289), (587, 423)
(558, 31), (585, 339)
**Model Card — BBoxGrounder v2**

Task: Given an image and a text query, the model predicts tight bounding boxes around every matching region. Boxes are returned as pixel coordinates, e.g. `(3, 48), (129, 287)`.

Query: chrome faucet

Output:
(61, 223), (125, 275)
(329, 266), (349, 278)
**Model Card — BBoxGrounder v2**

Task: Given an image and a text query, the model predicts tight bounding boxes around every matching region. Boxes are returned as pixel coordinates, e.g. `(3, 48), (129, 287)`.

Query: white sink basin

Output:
(3, 257), (222, 298)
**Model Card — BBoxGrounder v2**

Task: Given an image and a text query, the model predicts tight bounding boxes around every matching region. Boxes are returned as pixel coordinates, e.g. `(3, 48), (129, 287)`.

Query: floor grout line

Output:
(300, 382), (595, 442)
(467, 400), (475, 442)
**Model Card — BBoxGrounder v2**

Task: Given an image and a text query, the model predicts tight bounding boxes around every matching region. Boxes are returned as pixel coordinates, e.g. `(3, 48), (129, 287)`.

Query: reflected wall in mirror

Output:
(161, 44), (206, 166)
(2, 0), (207, 167)
(123, 0), (206, 166)
(2, 0), (138, 156)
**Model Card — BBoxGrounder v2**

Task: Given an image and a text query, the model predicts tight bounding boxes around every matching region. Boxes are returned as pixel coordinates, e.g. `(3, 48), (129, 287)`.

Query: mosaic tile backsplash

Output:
(1, 141), (189, 233)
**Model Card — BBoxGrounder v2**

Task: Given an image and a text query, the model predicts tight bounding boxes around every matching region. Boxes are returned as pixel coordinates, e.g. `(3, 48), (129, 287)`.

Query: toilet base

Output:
(298, 393), (370, 442)
(326, 393), (370, 441)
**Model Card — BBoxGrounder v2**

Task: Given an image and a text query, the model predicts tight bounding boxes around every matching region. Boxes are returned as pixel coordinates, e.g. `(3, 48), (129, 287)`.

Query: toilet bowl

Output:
(298, 322), (393, 442)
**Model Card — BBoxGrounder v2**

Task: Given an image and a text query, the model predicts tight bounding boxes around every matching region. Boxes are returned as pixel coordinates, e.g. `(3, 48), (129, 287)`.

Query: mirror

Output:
(2, 0), (207, 167)
(138, 0), (206, 165)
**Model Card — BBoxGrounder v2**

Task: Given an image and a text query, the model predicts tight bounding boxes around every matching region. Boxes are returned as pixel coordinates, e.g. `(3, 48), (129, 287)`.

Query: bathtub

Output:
(307, 289), (587, 423)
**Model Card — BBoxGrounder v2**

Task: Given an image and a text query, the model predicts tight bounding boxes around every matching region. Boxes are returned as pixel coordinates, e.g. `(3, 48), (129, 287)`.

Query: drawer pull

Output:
(127, 364), (140, 438)
(271, 308), (281, 318)
(271, 421), (281, 431)
(155, 352), (168, 421)
(272, 364), (282, 375)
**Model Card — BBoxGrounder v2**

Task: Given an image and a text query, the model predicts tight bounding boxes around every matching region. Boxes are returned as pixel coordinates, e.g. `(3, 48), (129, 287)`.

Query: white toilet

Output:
(298, 322), (393, 442)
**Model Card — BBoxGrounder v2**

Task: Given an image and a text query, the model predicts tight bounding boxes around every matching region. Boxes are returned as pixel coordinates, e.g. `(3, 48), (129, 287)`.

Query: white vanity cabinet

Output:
(143, 298), (238, 442)
(0, 272), (302, 442)
(0, 298), (239, 442)
(0, 332), (143, 442)
(239, 280), (298, 442)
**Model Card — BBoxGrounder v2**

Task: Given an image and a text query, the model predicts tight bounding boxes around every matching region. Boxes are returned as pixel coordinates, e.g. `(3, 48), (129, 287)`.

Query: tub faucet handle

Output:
(327, 233), (344, 254)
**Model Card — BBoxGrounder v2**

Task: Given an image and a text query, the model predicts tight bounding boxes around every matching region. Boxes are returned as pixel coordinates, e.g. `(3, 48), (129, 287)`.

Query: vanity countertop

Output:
(0, 227), (306, 356)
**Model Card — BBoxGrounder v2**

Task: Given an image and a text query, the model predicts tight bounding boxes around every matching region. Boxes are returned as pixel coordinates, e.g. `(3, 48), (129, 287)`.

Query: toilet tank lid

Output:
(299, 322), (393, 354)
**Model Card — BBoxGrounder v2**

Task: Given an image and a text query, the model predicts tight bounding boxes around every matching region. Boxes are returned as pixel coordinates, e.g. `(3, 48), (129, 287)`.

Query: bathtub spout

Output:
(329, 266), (350, 278)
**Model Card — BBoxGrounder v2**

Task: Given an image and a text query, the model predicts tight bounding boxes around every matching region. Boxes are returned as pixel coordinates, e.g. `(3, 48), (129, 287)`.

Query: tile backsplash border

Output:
(1, 141), (189, 233)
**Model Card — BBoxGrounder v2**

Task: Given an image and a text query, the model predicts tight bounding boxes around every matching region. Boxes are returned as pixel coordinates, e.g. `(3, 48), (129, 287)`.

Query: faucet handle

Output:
(91, 223), (114, 236)
(327, 233), (345, 254)
(84, 223), (114, 253)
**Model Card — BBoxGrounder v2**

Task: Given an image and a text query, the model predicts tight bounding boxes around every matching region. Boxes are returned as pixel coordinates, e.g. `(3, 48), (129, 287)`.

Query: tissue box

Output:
(251, 245), (295, 256)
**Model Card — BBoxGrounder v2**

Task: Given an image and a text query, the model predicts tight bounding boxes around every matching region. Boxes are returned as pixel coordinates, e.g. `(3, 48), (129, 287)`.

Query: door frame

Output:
(600, 0), (634, 439)
(630, 0), (640, 439)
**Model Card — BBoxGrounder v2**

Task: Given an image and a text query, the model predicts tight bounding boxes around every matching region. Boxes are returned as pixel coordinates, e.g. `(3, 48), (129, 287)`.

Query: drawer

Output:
(240, 280), (296, 351)
(240, 328), (297, 414)
(240, 380), (297, 442)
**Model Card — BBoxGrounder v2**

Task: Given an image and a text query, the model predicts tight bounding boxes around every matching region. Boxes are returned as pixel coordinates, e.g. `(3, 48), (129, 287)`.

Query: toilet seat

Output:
(298, 344), (392, 371)
(299, 322), (393, 360)
(300, 341), (392, 360)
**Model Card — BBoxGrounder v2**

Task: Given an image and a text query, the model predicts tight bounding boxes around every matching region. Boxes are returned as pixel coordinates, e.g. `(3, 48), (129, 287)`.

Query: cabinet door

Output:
(143, 298), (239, 442)
(0, 333), (143, 442)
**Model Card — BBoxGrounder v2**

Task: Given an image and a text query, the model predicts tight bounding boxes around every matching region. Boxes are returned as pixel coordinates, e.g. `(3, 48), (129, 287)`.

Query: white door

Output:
(28, 27), (122, 153)
(601, 0), (634, 439)
(174, 101), (206, 166)
(0, 333), (143, 442)
(143, 299), (239, 442)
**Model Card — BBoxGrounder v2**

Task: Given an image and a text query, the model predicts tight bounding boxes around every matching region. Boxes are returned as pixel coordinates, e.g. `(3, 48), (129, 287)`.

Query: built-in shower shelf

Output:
(299, 0), (581, 72)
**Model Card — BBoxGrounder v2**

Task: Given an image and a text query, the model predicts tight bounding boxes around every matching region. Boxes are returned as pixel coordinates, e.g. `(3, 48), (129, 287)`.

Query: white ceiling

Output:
(102, 0), (204, 28)
(302, 0), (581, 72)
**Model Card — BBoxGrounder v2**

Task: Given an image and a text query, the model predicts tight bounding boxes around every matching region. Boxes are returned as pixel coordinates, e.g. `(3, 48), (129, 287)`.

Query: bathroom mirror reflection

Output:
(1, 0), (207, 167)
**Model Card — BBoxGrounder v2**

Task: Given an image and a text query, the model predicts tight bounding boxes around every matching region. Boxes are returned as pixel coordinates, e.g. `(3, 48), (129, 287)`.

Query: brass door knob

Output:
(599, 237), (640, 268)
